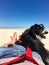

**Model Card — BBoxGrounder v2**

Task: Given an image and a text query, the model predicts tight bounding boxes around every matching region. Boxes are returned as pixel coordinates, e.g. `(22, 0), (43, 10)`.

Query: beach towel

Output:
(0, 45), (45, 65)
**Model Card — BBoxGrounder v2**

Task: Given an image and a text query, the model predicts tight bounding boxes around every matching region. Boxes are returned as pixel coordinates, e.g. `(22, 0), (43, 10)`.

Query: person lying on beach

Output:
(0, 44), (45, 65)
(3, 32), (17, 47)
(0, 32), (45, 65)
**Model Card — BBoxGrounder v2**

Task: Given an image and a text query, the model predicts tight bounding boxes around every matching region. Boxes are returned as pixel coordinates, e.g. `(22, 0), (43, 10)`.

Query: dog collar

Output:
(18, 40), (22, 44)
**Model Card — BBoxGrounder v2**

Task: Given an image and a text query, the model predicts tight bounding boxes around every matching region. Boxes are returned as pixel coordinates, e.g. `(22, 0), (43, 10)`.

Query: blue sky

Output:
(0, 0), (49, 28)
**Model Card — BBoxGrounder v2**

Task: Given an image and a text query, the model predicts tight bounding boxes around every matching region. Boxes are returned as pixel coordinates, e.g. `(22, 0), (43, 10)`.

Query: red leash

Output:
(26, 47), (39, 65)
(2, 56), (25, 65)
(2, 47), (39, 65)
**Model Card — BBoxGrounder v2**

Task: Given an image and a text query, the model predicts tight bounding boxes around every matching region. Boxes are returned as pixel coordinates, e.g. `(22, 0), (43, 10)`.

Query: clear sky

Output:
(0, 0), (49, 28)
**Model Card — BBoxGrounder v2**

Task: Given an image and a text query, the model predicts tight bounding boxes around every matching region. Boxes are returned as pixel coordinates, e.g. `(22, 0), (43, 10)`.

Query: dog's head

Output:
(29, 24), (48, 39)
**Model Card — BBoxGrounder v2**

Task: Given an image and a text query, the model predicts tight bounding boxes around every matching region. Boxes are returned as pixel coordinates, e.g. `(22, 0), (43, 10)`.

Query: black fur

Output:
(15, 24), (49, 65)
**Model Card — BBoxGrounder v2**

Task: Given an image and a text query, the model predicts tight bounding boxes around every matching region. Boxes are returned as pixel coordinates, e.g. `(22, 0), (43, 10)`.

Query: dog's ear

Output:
(29, 24), (38, 31)
(34, 24), (39, 26)
(40, 24), (44, 30)
(40, 24), (44, 27)
(32, 24), (39, 29)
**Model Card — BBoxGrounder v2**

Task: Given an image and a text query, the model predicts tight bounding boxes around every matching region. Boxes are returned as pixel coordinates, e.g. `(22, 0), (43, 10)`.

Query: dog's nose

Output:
(44, 31), (48, 34)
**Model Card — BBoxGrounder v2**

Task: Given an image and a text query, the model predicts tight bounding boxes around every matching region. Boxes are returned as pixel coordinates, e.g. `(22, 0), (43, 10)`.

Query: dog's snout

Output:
(43, 31), (48, 34)
(42, 29), (48, 34)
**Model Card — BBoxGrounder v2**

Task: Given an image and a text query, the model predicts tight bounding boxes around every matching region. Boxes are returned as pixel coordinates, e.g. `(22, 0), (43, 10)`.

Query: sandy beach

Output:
(0, 28), (49, 50)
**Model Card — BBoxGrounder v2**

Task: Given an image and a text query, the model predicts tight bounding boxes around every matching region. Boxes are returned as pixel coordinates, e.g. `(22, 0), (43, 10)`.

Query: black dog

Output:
(15, 24), (49, 65)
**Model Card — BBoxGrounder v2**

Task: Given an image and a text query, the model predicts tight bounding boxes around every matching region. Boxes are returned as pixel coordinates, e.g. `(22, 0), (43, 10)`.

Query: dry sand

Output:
(0, 28), (49, 50)
(0, 28), (25, 46)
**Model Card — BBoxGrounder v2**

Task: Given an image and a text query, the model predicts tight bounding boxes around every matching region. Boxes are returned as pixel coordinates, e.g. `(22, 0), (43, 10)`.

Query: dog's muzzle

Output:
(41, 30), (48, 39)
